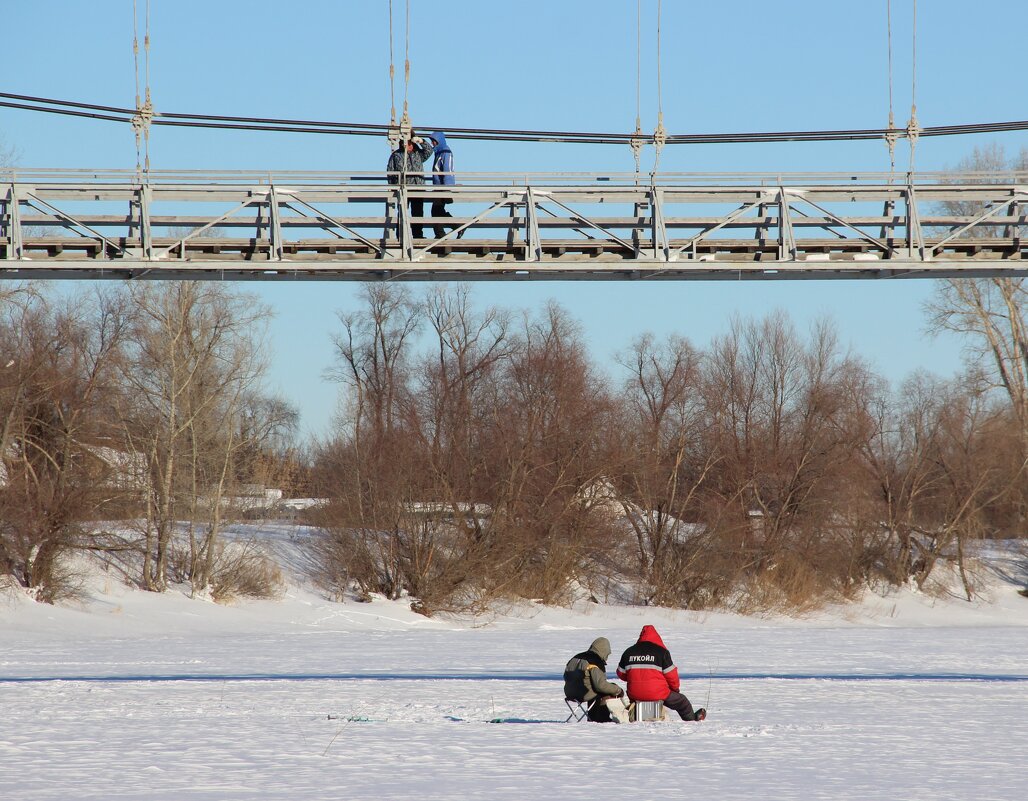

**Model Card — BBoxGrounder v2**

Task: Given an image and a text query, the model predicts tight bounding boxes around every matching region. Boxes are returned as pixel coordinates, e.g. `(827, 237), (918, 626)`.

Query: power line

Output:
(3, 90), (1028, 146)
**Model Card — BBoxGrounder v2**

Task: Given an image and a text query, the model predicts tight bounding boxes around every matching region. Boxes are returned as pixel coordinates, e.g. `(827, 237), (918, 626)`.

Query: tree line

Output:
(2, 275), (1023, 612)
(0, 283), (298, 602)
(309, 280), (1026, 615)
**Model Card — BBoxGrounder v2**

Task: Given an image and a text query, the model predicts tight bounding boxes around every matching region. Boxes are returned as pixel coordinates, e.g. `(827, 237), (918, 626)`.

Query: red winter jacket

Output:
(616, 625), (681, 702)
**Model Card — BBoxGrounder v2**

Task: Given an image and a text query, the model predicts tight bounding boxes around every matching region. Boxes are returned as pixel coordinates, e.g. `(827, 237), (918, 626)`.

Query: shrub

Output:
(209, 541), (283, 602)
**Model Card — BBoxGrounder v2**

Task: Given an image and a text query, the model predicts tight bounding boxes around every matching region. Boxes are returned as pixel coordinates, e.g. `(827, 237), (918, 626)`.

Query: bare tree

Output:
(928, 278), (1028, 439)
(418, 285), (511, 488)
(857, 368), (1025, 598)
(317, 284), (422, 601)
(315, 294), (617, 611)
(117, 283), (273, 593)
(328, 284), (420, 444)
(613, 332), (718, 605)
(929, 380), (1018, 599)
(396, 285), (513, 608)
(0, 135), (16, 169)
(232, 392), (300, 493)
(701, 312), (874, 608)
(936, 143), (1028, 238)
(858, 372), (956, 587)
(0, 289), (130, 601)
(928, 144), (1028, 528)
(0, 139), (44, 241)
(478, 302), (616, 603)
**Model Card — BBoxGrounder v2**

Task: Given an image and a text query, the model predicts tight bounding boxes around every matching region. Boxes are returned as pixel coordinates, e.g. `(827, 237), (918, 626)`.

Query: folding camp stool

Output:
(629, 700), (666, 722)
(564, 698), (589, 722)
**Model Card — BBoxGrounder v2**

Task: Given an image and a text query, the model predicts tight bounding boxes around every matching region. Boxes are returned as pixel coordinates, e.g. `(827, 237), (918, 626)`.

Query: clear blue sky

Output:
(3, 1), (1026, 434)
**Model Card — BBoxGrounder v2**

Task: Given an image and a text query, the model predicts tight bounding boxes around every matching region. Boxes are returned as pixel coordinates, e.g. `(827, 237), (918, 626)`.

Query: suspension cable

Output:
(5, 89), (1028, 146)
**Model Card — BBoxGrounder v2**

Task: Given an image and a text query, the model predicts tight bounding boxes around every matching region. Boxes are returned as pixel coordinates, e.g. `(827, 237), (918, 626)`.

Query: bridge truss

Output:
(1, 169), (1026, 281)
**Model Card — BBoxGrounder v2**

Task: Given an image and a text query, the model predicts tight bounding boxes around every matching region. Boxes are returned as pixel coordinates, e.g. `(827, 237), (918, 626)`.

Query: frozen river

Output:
(3, 618), (1027, 801)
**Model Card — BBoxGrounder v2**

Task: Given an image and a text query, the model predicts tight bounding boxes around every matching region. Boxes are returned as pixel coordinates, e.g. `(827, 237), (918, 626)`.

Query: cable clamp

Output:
(131, 96), (154, 137)
(906, 109), (921, 146)
(652, 114), (667, 174)
(884, 112), (899, 153)
(630, 121), (643, 172)
(653, 120), (667, 152)
(399, 110), (412, 144)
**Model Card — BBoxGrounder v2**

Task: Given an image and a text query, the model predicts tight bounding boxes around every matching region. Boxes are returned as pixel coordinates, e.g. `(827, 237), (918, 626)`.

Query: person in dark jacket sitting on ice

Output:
(616, 625), (706, 721)
(563, 637), (630, 723)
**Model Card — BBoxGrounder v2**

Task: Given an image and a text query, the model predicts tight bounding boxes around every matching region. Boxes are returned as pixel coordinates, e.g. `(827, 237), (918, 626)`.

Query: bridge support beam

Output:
(4, 185), (22, 261)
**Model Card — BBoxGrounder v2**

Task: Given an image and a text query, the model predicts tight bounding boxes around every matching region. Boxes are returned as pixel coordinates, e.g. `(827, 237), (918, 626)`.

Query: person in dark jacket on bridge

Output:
(428, 131), (457, 239)
(564, 637), (629, 723)
(616, 625), (706, 721)
(386, 132), (434, 238)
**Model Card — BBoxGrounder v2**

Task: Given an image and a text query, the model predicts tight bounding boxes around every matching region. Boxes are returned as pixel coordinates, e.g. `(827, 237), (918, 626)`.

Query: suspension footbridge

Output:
(2, 169), (1024, 281)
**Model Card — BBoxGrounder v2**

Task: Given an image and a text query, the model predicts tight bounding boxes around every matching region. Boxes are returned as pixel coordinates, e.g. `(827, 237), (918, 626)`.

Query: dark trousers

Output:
(407, 198), (424, 239)
(431, 197), (453, 239)
(586, 697), (614, 723)
(663, 690), (699, 721)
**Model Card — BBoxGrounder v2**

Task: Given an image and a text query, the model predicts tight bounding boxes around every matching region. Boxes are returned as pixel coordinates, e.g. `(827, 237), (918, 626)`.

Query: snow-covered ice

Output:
(1, 529), (1027, 800)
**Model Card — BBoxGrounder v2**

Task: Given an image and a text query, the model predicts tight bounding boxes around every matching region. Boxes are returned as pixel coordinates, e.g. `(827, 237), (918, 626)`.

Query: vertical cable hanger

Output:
(399, 0), (412, 143)
(630, 0), (643, 177)
(388, 0), (398, 150)
(906, 0), (920, 172)
(882, 0), (898, 241)
(131, 0), (153, 174)
(144, 0), (152, 171)
(652, 0), (667, 175)
(131, 0), (141, 173)
(884, 0), (897, 174)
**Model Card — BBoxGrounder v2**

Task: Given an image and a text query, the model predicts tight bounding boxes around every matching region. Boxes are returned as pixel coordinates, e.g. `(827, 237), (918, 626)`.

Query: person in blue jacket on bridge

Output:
(428, 131), (457, 239)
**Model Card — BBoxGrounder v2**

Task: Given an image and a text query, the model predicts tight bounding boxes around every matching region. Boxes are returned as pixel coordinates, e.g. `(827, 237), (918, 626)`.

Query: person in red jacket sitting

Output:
(616, 625), (706, 721)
